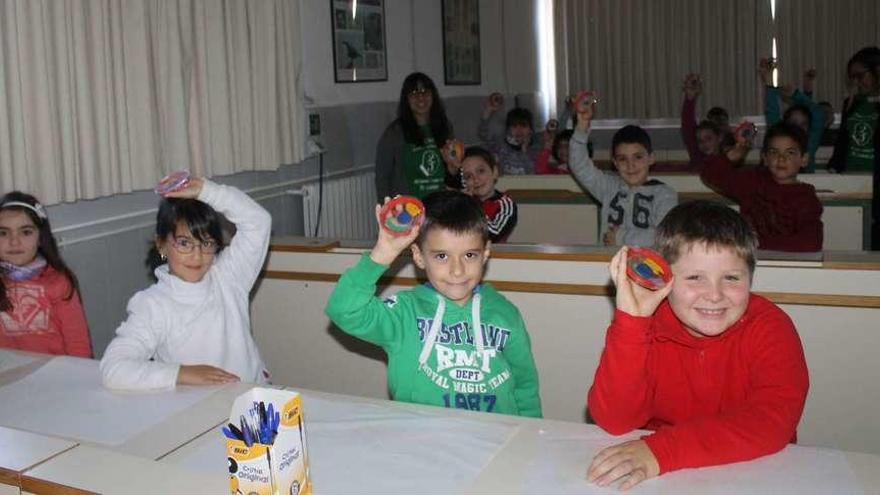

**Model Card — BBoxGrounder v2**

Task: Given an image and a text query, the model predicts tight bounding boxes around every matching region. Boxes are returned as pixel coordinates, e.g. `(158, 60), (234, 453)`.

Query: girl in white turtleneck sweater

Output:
(101, 178), (271, 391)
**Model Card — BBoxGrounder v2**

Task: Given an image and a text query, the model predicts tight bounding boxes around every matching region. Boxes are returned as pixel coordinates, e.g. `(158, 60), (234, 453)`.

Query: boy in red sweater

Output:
(586, 200), (809, 490)
(701, 122), (823, 252)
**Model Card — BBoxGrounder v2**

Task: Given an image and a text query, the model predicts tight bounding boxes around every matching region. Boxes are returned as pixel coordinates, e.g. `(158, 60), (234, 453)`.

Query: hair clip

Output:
(1, 201), (48, 220)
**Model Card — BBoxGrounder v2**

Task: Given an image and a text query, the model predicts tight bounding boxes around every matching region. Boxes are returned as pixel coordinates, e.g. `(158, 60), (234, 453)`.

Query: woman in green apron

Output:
(375, 72), (457, 200)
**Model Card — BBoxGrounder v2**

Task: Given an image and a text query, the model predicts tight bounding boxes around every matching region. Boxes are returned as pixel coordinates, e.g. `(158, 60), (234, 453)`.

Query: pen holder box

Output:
(226, 387), (311, 495)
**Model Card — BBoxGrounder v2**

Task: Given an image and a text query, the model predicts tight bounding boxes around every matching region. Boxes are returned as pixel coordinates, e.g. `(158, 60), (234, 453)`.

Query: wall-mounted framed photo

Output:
(331, 0), (387, 83)
(441, 0), (481, 85)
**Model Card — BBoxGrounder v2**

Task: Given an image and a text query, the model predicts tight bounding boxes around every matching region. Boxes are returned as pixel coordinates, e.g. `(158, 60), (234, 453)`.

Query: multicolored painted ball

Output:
(625, 247), (672, 290)
(380, 196), (425, 237)
(574, 91), (599, 112)
(490, 92), (504, 107)
(546, 119), (559, 132)
(736, 120), (758, 141)
(446, 140), (465, 161)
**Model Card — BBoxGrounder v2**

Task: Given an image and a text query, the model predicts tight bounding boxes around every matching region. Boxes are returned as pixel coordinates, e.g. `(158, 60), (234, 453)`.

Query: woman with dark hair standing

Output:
(827, 46), (880, 248)
(375, 72), (456, 200)
(828, 46), (880, 174)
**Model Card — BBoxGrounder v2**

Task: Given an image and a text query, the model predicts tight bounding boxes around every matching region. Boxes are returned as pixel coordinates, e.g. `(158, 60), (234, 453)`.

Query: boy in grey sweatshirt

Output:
(569, 105), (678, 247)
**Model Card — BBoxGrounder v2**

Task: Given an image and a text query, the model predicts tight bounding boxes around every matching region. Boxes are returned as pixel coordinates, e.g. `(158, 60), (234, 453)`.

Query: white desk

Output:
(466, 417), (876, 494)
(21, 445), (223, 495)
(2, 354), (878, 494)
(0, 427), (77, 495)
(159, 389), (878, 495)
(0, 353), (253, 459)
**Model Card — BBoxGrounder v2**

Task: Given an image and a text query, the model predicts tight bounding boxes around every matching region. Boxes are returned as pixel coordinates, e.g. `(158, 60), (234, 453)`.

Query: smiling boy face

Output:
(411, 227), (490, 306)
(612, 143), (655, 187)
(667, 242), (751, 338)
(762, 135), (806, 185)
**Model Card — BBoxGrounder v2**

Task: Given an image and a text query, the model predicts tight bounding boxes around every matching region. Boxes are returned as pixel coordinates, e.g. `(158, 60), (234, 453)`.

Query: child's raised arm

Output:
(610, 247), (674, 319)
(759, 58), (784, 127)
(369, 198), (421, 265)
(174, 179), (272, 292)
(568, 104), (618, 204)
(802, 67), (817, 97)
(477, 94), (504, 144)
(588, 248), (673, 429)
(585, 247), (673, 490)
(789, 87), (826, 173)
(325, 198), (419, 348)
(700, 127), (754, 201)
(680, 74), (702, 162)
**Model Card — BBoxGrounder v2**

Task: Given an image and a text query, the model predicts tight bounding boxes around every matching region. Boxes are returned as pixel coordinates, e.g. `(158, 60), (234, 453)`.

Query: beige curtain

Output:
(555, 0), (769, 120)
(0, 0), (304, 205)
(770, 0), (880, 109)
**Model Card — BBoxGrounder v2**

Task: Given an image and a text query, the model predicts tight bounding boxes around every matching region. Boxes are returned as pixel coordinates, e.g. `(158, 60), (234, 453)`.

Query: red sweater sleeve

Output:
(700, 155), (756, 202)
(534, 149), (553, 174)
(587, 310), (655, 435)
(53, 286), (93, 358)
(643, 311), (809, 473)
(681, 98), (703, 163)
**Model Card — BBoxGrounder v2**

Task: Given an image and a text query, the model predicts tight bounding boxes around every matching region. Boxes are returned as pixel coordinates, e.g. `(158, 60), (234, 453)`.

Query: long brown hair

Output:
(0, 192), (80, 312)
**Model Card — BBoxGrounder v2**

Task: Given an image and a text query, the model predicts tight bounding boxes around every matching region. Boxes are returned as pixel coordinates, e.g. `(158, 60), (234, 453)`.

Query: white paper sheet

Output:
(521, 430), (642, 494)
(165, 393), (518, 495)
(0, 349), (35, 374)
(0, 356), (219, 446)
(522, 430), (864, 494)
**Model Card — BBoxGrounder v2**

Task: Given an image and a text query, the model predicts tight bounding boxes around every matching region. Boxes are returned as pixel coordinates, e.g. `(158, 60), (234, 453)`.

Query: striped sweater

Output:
(481, 190), (517, 243)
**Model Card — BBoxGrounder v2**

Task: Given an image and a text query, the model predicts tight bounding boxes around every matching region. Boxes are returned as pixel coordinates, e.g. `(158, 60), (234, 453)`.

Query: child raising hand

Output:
(587, 201), (808, 490)
(101, 176), (272, 390)
(326, 191), (542, 417)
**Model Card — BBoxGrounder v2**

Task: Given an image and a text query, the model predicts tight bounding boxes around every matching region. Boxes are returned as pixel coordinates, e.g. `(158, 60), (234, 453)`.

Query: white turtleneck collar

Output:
(153, 264), (214, 303)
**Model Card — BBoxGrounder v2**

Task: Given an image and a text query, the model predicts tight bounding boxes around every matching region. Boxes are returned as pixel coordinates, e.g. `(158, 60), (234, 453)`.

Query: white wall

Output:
(45, 1), (541, 356)
(299, 0), (539, 107)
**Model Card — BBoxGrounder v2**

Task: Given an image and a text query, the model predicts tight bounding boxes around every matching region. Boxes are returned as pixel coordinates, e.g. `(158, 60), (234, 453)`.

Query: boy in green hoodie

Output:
(325, 190), (542, 417)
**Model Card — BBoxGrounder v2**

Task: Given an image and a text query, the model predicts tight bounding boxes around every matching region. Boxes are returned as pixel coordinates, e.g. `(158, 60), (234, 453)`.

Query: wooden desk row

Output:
(2, 351), (879, 494)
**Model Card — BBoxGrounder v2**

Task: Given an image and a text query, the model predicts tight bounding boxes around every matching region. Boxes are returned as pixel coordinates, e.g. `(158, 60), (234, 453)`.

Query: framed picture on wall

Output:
(442, 0), (481, 85)
(330, 0), (387, 83)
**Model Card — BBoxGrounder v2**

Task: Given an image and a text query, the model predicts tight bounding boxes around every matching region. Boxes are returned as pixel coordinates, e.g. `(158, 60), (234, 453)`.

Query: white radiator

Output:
(302, 172), (377, 239)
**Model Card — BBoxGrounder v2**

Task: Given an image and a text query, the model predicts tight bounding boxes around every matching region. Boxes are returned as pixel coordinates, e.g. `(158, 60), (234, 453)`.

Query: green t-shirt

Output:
(403, 126), (445, 198)
(845, 97), (878, 172)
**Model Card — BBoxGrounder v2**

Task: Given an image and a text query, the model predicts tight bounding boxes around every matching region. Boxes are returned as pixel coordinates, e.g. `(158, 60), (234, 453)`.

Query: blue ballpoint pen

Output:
(227, 423), (244, 441)
(240, 415), (253, 447)
(222, 425), (238, 440)
(267, 403), (278, 443)
(249, 409), (264, 444)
